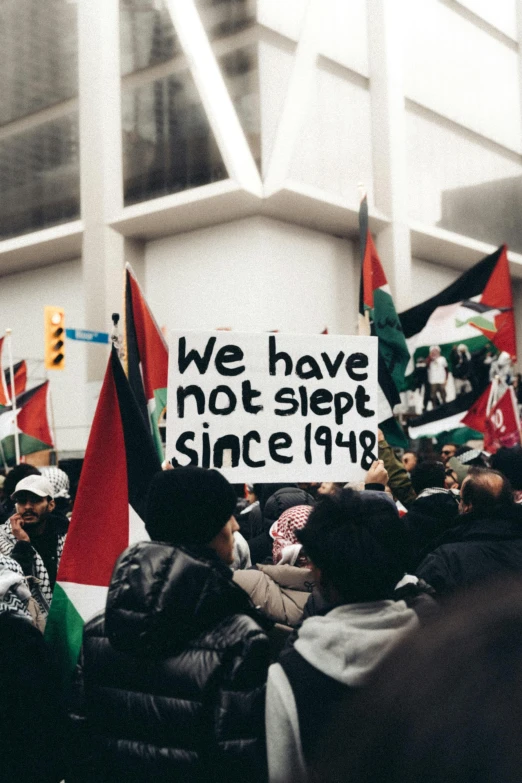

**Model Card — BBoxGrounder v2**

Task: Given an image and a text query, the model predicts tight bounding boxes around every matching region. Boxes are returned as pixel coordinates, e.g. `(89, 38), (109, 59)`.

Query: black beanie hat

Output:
(145, 467), (237, 546)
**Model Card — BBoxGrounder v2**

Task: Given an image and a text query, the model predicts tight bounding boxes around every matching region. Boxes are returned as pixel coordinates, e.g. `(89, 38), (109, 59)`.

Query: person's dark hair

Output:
(490, 446), (522, 491)
(461, 467), (514, 512)
(308, 576), (522, 783)
(296, 489), (409, 603)
(3, 464), (41, 500)
(409, 460), (445, 494)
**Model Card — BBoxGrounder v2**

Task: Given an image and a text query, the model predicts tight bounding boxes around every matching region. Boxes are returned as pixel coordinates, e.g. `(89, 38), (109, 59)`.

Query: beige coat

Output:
(233, 564), (315, 627)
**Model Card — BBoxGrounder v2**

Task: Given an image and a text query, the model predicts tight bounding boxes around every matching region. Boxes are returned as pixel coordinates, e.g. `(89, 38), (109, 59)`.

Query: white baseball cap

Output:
(12, 475), (54, 500)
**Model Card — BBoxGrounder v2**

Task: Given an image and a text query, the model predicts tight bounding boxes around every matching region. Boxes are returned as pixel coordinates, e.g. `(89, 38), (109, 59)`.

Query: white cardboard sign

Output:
(167, 331), (378, 483)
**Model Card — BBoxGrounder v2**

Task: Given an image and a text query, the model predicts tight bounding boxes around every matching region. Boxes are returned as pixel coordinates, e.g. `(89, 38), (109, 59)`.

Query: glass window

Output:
(122, 71), (227, 205)
(120, 0), (256, 76)
(0, 0), (80, 239)
(0, 114), (80, 240)
(120, 0), (260, 204)
(0, 0), (78, 125)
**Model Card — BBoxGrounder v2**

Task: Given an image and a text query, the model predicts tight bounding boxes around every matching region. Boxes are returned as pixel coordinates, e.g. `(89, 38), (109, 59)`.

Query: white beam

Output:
(165, 0), (263, 198)
(263, 0), (324, 197)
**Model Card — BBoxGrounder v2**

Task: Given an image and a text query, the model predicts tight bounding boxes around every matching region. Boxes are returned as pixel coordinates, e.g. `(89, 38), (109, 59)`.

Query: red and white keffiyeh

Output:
(270, 505), (312, 564)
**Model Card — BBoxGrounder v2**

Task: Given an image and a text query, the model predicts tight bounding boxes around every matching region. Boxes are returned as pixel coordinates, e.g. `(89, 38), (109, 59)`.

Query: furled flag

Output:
(5, 359), (27, 400)
(44, 348), (161, 683)
(401, 245), (517, 439)
(358, 195), (410, 446)
(0, 337), (11, 406)
(0, 381), (54, 465)
(124, 263), (169, 460)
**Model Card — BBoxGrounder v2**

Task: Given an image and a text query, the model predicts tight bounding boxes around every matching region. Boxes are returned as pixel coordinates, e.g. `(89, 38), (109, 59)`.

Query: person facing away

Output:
(307, 576), (522, 783)
(0, 474), (66, 622)
(416, 467), (522, 596)
(265, 489), (419, 783)
(70, 466), (271, 783)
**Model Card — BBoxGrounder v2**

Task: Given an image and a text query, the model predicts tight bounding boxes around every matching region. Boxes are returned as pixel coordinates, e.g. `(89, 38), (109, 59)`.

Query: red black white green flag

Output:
(124, 263), (169, 460)
(0, 337), (11, 407)
(0, 381), (54, 464)
(401, 245), (517, 439)
(5, 359), (27, 400)
(44, 348), (161, 682)
(401, 245), (516, 379)
(358, 195), (410, 446)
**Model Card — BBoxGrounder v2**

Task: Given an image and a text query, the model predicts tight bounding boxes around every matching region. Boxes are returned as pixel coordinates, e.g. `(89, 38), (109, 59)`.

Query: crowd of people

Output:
(413, 342), (516, 411)
(2, 438), (522, 782)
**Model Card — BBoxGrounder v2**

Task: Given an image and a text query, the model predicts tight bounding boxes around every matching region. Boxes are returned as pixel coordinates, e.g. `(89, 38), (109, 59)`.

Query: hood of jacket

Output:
(105, 541), (270, 657)
(294, 600), (418, 686)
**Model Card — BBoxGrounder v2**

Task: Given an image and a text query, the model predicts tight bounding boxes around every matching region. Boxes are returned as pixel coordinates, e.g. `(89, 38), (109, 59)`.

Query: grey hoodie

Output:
(265, 600), (419, 783)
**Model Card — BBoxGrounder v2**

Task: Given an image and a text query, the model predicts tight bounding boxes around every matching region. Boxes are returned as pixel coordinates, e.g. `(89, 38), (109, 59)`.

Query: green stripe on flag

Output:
(0, 434), (53, 464)
(149, 386), (167, 460)
(44, 583), (84, 687)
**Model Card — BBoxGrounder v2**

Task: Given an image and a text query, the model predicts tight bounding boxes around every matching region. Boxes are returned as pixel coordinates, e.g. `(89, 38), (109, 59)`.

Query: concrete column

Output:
(367, 0), (412, 312)
(77, 0), (125, 381)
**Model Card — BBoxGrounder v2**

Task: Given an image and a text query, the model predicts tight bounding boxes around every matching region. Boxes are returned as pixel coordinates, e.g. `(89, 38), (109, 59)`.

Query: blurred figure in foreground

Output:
(309, 576), (522, 783)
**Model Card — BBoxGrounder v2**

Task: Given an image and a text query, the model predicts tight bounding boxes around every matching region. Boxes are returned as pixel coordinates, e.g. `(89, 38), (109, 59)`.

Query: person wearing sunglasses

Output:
(440, 444), (457, 465)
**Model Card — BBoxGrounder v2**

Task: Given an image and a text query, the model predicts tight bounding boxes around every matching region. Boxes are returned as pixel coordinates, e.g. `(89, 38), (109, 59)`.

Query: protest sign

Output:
(167, 331), (378, 482)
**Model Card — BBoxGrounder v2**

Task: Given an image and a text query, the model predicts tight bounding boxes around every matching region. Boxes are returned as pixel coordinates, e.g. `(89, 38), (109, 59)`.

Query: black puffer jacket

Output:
(416, 505), (522, 596)
(248, 487), (315, 564)
(71, 541), (271, 783)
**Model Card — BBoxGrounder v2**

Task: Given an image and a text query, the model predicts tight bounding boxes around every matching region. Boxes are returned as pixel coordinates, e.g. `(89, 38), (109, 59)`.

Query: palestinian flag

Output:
(358, 196), (410, 447)
(0, 337), (11, 406)
(44, 348), (161, 684)
(124, 263), (169, 460)
(401, 245), (517, 439)
(5, 359), (27, 400)
(407, 390), (481, 441)
(0, 381), (54, 464)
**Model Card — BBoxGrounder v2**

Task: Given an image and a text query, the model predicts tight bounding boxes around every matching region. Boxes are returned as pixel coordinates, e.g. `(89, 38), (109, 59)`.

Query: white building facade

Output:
(0, 0), (522, 457)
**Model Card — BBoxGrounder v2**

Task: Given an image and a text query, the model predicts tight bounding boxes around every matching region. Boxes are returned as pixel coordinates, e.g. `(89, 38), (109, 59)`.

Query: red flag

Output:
(484, 386), (521, 453)
(5, 360), (27, 400)
(17, 381), (54, 448)
(0, 338), (11, 407)
(124, 264), (168, 459)
(461, 383), (492, 432)
(481, 245), (517, 359)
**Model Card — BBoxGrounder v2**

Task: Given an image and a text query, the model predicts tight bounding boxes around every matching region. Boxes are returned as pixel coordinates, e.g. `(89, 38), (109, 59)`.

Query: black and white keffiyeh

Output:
(0, 519), (65, 613)
(39, 466), (70, 499)
(0, 554), (33, 621)
(417, 487), (456, 499)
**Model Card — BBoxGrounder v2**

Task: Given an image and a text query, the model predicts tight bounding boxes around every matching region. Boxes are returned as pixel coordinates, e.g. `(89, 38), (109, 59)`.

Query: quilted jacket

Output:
(71, 541), (271, 783)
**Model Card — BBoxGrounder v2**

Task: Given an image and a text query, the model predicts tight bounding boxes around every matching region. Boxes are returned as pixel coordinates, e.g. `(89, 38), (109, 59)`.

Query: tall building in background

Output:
(0, 0), (521, 459)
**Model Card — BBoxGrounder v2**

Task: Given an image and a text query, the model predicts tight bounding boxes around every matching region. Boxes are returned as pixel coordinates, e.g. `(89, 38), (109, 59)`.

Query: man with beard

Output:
(0, 475), (66, 622)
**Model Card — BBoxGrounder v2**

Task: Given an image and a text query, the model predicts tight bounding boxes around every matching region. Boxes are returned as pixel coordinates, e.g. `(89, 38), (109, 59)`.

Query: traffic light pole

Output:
(5, 329), (20, 464)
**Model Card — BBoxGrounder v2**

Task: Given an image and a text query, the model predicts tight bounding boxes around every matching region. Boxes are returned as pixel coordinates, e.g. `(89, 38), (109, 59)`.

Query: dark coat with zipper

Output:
(70, 541), (271, 783)
(416, 504), (522, 596)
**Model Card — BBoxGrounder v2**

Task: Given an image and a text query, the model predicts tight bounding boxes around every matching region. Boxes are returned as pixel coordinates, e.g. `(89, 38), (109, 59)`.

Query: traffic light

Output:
(44, 306), (65, 370)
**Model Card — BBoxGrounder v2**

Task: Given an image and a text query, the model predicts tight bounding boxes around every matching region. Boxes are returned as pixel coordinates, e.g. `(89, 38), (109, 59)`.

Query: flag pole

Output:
(0, 438), (8, 473)
(5, 329), (20, 464)
(48, 387), (59, 466)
